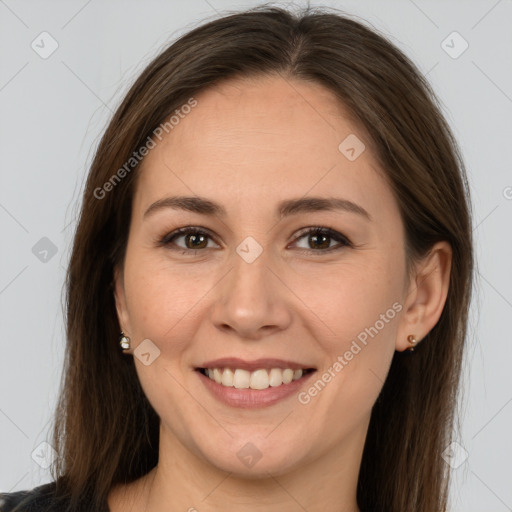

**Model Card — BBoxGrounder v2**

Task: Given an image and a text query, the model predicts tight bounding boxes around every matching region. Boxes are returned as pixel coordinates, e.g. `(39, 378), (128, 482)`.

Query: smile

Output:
(198, 367), (316, 390)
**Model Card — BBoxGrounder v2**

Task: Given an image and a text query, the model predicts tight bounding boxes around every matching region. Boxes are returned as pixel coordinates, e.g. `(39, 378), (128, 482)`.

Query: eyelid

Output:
(158, 225), (352, 253)
(289, 226), (352, 254)
(291, 225), (352, 247)
(158, 226), (220, 248)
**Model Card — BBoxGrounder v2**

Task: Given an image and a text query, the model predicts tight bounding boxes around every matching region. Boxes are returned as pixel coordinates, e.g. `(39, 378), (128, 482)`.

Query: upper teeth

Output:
(205, 368), (305, 390)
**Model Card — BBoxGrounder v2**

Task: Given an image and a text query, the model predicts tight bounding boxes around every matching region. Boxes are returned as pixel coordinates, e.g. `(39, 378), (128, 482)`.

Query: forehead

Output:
(133, 75), (398, 223)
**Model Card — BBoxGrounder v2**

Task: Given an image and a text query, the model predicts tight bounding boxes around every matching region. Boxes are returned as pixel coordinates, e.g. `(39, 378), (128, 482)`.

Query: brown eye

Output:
(292, 227), (352, 254)
(159, 225), (351, 256)
(160, 227), (218, 252)
(308, 231), (331, 249)
(183, 232), (208, 249)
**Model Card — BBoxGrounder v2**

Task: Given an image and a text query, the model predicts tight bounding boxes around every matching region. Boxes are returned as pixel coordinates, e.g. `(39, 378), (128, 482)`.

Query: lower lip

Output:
(196, 370), (316, 408)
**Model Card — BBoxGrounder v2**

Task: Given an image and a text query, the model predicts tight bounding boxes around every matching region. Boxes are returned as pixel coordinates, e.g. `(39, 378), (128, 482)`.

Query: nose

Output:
(209, 242), (293, 340)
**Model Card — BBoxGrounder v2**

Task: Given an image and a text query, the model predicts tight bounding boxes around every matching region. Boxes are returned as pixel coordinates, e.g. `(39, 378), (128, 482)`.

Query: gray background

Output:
(0, 1), (511, 510)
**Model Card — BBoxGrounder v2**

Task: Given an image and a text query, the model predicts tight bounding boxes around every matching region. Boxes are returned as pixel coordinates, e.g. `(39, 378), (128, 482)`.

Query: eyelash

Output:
(157, 225), (353, 256)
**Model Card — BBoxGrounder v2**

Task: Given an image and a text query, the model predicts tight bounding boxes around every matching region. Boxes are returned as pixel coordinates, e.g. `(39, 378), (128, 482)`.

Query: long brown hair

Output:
(43, 4), (473, 511)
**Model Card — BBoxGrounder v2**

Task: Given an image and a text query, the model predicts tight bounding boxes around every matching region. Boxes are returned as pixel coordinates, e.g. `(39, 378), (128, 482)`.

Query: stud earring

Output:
(119, 332), (131, 350)
(407, 334), (418, 352)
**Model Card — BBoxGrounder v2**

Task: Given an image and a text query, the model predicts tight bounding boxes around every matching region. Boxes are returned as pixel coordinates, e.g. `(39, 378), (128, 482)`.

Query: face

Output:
(114, 74), (411, 477)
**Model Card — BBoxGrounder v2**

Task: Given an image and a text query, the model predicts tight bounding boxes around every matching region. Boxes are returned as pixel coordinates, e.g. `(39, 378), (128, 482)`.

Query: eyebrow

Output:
(143, 195), (371, 221)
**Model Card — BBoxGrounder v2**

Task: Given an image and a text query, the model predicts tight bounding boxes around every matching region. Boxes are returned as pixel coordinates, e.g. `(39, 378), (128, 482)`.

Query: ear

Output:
(396, 241), (452, 351)
(114, 264), (132, 352)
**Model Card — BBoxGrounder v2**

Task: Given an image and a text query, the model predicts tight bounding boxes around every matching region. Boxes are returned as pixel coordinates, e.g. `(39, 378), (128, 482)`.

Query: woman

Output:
(0, 4), (473, 512)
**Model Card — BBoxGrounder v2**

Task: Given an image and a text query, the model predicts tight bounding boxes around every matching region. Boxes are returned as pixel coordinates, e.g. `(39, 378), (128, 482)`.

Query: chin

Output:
(198, 435), (308, 478)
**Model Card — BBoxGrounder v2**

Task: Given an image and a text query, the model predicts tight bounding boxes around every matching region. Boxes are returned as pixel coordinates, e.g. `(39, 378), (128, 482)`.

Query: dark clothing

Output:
(0, 481), (109, 512)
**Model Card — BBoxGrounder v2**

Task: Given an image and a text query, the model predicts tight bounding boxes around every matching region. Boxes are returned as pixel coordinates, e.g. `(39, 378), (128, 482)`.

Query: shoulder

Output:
(0, 481), (110, 512)
(0, 481), (59, 511)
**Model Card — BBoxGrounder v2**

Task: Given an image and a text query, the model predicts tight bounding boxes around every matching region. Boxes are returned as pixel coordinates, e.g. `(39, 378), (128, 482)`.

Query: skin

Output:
(109, 74), (452, 512)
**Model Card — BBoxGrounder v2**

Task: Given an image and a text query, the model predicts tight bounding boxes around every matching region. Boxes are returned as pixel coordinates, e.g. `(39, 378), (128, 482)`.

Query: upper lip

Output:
(197, 357), (316, 372)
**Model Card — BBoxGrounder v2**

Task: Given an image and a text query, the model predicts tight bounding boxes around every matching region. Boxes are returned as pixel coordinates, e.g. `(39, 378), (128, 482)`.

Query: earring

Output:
(119, 332), (131, 350)
(406, 334), (418, 352)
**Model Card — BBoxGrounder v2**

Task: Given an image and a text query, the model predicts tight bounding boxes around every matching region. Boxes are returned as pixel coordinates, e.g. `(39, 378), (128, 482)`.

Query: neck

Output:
(131, 420), (367, 512)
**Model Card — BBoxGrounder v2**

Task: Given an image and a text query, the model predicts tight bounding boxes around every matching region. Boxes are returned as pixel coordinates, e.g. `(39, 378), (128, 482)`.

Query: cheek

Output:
(304, 291), (399, 430)
(294, 254), (402, 341)
(298, 255), (402, 400)
(290, 264), (401, 454)
(123, 251), (216, 351)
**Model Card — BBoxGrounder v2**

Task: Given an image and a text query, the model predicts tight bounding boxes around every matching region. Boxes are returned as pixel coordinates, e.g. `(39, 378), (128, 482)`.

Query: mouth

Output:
(195, 367), (317, 391)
